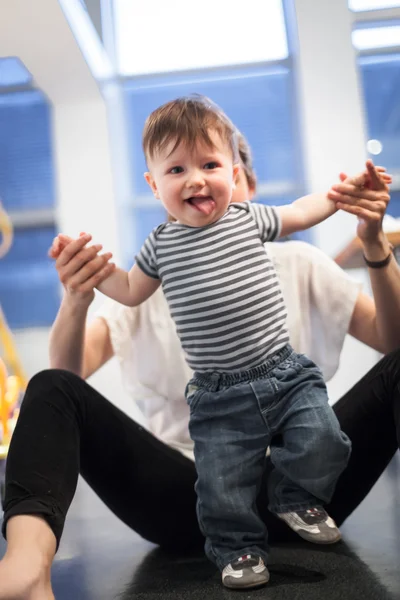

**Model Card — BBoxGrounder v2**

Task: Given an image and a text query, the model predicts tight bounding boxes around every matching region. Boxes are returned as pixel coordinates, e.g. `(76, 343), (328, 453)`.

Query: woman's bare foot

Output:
(0, 515), (56, 599)
(0, 554), (54, 599)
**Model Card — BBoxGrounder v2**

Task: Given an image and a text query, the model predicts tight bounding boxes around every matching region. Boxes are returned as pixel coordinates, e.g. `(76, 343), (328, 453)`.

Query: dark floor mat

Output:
(2, 457), (399, 599)
(116, 542), (395, 600)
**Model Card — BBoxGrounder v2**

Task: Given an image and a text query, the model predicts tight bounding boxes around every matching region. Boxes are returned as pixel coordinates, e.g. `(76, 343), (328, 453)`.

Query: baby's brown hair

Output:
(143, 94), (239, 163)
(237, 131), (257, 190)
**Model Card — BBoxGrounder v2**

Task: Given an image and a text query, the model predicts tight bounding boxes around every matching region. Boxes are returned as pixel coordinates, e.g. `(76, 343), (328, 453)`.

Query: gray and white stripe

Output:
(136, 202), (289, 372)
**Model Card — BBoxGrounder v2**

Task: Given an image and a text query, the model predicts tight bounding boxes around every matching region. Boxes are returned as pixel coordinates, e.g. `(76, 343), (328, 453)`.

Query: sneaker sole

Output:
(277, 513), (342, 545)
(294, 529), (342, 545)
(223, 574), (270, 590)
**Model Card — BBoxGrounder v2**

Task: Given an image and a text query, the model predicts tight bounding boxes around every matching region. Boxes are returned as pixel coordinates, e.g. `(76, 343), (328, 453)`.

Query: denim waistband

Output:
(192, 344), (294, 392)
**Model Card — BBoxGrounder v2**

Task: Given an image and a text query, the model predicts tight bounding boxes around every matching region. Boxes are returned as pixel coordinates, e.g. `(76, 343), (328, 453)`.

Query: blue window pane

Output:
(0, 227), (59, 328)
(387, 190), (400, 217)
(0, 57), (32, 88)
(359, 54), (400, 170)
(0, 90), (55, 211)
(133, 206), (167, 249)
(124, 65), (301, 197)
(120, 205), (167, 263)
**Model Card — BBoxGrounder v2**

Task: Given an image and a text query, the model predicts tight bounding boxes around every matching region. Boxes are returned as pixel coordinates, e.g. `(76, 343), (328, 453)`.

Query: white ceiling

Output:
(0, 0), (102, 104)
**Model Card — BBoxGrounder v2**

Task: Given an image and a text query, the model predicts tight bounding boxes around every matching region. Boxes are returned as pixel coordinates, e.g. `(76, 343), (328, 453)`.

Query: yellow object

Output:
(0, 305), (27, 389)
(0, 201), (27, 458)
(0, 359), (21, 456)
(0, 201), (13, 259)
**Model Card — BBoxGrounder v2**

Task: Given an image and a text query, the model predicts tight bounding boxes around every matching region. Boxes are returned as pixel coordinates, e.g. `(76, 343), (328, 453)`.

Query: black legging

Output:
(2, 348), (400, 550)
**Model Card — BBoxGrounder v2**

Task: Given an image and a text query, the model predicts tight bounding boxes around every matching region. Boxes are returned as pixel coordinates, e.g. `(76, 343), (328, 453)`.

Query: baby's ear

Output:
(233, 163), (241, 184)
(144, 172), (160, 199)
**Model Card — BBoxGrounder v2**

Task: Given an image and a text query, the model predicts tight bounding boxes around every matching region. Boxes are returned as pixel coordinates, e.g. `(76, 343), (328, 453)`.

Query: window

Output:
(359, 54), (400, 177)
(114, 0), (288, 76)
(349, 0), (400, 11)
(352, 23), (400, 49)
(0, 91), (54, 211)
(353, 6), (400, 215)
(112, 0), (310, 263)
(1, 228), (60, 328)
(0, 59), (58, 329)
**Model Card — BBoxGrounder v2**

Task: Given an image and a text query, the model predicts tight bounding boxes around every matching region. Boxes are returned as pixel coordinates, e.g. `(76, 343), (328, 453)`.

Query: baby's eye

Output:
(169, 166), (183, 174)
(204, 161), (219, 170)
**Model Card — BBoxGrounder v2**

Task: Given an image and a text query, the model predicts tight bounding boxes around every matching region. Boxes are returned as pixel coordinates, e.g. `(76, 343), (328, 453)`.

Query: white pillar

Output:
(294, 0), (368, 256)
(294, 0), (379, 400)
(52, 99), (120, 264)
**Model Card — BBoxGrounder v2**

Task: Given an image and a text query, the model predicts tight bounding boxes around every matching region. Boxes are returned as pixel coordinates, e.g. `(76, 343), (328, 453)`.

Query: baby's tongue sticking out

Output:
(189, 197), (215, 215)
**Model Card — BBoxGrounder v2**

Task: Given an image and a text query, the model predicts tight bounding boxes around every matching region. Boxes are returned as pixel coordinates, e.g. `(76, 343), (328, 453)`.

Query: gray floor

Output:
(1, 455), (400, 599)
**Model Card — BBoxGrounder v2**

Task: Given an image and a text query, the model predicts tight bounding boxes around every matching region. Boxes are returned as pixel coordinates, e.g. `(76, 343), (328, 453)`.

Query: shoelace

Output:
(304, 508), (324, 519)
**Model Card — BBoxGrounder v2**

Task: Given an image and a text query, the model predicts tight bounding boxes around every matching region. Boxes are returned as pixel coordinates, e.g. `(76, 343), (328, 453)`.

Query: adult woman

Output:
(0, 145), (399, 599)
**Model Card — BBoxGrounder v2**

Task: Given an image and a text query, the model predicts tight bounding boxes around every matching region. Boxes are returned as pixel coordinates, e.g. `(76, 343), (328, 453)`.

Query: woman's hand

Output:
(48, 232), (115, 306)
(328, 160), (391, 244)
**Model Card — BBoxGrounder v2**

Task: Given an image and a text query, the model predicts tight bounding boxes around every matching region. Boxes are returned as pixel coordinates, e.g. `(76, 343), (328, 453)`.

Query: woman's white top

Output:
(95, 241), (362, 461)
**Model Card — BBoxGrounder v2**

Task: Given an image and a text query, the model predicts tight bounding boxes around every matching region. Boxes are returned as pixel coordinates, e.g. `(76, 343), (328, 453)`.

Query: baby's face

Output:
(144, 130), (240, 227)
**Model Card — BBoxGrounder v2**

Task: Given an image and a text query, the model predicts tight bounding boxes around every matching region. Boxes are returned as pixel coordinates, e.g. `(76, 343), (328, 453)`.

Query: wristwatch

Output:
(363, 243), (394, 269)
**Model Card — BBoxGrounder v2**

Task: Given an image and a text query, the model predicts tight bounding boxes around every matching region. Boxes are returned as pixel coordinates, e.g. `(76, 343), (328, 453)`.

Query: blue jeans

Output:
(186, 345), (351, 571)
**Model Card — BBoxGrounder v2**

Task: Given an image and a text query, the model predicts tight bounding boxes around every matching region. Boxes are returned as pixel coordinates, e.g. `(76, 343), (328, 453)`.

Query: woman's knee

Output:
(376, 348), (400, 400)
(384, 347), (400, 377)
(22, 369), (85, 411)
(29, 368), (81, 387)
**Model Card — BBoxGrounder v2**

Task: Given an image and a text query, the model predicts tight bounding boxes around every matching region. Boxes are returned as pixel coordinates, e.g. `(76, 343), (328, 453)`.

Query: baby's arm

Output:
(276, 161), (387, 238)
(97, 263), (160, 307)
(277, 191), (337, 238)
(51, 232), (160, 306)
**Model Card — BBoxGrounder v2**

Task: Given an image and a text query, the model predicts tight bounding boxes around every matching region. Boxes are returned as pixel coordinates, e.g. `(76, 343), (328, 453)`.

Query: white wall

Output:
(295, 0), (367, 257)
(12, 325), (138, 419)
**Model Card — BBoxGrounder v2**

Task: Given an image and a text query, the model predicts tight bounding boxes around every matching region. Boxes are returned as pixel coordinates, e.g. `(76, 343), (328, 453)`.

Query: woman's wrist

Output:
(361, 233), (391, 262)
(63, 289), (94, 313)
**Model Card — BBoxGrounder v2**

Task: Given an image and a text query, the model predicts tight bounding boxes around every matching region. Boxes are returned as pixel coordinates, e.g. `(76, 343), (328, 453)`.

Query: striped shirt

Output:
(136, 202), (289, 372)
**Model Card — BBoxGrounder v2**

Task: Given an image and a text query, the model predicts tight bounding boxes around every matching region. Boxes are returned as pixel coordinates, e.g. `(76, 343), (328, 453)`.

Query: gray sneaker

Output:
(222, 554), (270, 589)
(277, 507), (342, 544)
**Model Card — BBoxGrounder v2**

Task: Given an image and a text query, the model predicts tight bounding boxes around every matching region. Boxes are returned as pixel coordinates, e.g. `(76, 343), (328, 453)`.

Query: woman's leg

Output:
(326, 348), (400, 525)
(0, 369), (202, 599)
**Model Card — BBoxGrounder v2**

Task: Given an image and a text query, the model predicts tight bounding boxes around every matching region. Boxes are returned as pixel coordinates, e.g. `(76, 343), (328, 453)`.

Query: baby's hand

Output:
(48, 231), (86, 259)
(328, 159), (391, 242)
(49, 232), (115, 299)
(339, 163), (392, 189)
